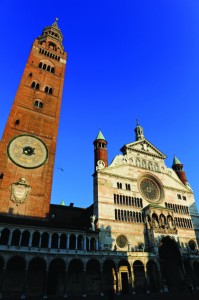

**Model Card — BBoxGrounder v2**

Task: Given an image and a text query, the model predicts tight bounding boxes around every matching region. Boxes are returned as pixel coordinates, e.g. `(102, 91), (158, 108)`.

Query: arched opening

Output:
(60, 233), (67, 249)
(3, 256), (26, 298)
(158, 236), (184, 291)
(146, 260), (160, 292)
(69, 234), (76, 249)
(86, 259), (100, 295)
(118, 260), (131, 294)
(77, 235), (83, 250)
(32, 231), (40, 247)
(68, 259), (84, 296)
(133, 260), (146, 293)
(21, 230), (30, 247)
(152, 213), (158, 224)
(102, 260), (116, 295)
(0, 228), (10, 245)
(51, 233), (59, 249)
(47, 259), (65, 296)
(90, 237), (96, 251)
(11, 229), (21, 246)
(28, 257), (46, 297)
(41, 232), (49, 248)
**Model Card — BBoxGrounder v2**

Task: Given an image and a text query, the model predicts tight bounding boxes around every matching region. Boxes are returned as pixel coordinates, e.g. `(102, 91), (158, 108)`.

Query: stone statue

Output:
(90, 215), (96, 231)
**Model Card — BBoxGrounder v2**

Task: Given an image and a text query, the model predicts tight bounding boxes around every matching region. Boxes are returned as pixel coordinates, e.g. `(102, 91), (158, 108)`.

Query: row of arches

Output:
(115, 209), (144, 223)
(44, 30), (60, 40)
(0, 255), (161, 297)
(114, 194), (143, 208)
(174, 217), (193, 229)
(147, 213), (193, 229)
(165, 202), (189, 215)
(39, 47), (60, 61)
(135, 158), (160, 172)
(0, 228), (98, 251)
(0, 236), (198, 297)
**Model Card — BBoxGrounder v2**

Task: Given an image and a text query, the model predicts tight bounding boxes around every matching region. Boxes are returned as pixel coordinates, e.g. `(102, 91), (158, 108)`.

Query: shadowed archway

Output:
(3, 256), (26, 298)
(28, 257), (46, 297)
(47, 258), (65, 296)
(159, 236), (184, 291)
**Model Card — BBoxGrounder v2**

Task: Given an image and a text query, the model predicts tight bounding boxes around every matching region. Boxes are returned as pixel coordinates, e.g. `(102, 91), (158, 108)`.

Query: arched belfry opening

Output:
(158, 236), (184, 291)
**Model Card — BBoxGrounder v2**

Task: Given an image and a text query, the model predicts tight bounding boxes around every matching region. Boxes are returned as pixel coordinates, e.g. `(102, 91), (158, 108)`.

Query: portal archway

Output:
(158, 236), (183, 291)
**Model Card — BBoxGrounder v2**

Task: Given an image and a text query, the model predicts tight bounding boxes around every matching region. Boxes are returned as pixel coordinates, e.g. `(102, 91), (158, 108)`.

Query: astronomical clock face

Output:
(7, 135), (48, 169)
(139, 177), (162, 203)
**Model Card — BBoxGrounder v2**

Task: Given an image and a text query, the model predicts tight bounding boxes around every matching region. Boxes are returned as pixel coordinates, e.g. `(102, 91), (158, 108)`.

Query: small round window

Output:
(116, 235), (127, 248)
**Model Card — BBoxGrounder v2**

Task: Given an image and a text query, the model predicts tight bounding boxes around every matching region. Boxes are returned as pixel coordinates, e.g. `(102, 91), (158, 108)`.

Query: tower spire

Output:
(172, 156), (188, 185)
(93, 130), (108, 171)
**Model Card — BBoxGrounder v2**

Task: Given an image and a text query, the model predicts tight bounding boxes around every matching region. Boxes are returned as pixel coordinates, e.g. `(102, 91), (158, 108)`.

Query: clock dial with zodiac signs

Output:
(7, 135), (48, 169)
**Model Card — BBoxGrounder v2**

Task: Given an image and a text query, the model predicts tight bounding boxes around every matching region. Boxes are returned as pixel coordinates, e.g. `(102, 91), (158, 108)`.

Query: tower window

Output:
(117, 182), (122, 189)
(125, 183), (131, 191)
(31, 81), (40, 90)
(34, 100), (43, 109)
(44, 86), (53, 94)
(14, 119), (20, 125)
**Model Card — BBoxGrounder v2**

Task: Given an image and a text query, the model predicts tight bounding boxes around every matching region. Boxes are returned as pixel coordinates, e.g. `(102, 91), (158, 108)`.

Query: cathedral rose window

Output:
(139, 175), (163, 203)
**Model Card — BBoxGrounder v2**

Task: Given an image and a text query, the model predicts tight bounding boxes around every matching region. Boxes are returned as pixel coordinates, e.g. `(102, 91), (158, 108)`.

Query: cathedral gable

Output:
(121, 139), (166, 160)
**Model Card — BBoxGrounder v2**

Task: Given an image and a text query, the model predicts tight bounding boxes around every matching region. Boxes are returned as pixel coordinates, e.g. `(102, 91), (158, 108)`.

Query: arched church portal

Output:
(158, 236), (184, 291)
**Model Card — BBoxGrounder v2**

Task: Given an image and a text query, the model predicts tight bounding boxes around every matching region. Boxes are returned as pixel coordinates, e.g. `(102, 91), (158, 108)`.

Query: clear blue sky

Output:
(0, 0), (199, 208)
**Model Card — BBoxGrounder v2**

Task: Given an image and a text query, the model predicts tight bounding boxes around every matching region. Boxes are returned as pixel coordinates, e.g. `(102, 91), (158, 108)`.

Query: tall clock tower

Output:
(0, 19), (67, 218)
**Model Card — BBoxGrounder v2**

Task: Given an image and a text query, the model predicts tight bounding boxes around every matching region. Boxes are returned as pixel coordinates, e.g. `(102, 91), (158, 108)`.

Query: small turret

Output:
(172, 156), (188, 185)
(134, 120), (145, 141)
(93, 131), (108, 171)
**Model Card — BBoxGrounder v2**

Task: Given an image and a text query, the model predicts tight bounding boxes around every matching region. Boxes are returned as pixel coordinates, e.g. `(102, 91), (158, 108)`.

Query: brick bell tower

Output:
(93, 130), (108, 171)
(0, 19), (67, 218)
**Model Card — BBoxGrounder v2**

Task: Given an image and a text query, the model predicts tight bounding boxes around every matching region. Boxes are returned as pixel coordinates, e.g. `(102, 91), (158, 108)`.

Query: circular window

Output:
(116, 235), (127, 248)
(139, 176), (163, 203)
